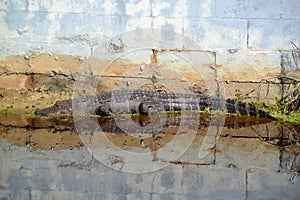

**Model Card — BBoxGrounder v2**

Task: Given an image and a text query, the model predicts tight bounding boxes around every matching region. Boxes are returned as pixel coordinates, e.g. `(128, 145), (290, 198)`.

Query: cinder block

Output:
(28, 0), (89, 13)
(123, 16), (152, 30)
(1, 10), (121, 47)
(216, 50), (281, 82)
(28, 53), (81, 74)
(30, 190), (139, 200)
(247, 169), (300, 200)
(182, 165), (246, 199)
(58, 13), (122, 37)
(28, 43), (91, 57)
(248, 19), (300, 50)
(280, 1), (300, 19)
(0, 0), (27, 10)
(124, 0), (152, 17)
(89, 0), (152, 17)
(151, 164), (183, 194)
(0, 55), (28, 73)
(117, 27), (183, 50)
(280, 145), (300, 173)
(109, 192), (152, 200)
(222, 81), (281, 103)
(0, 189), (30, 200)
(152, 193), (181, 200)
(215, 0), (281, 19)
(216, 137), (280, 171)
(176, 133), (215, 165)
(152, 16), (183, 34)
(152, 0), (214, 18)
(183, 18), (247, 50)
(0, 42), (29, 60)
(115, 172), (153, 194)
(2, 10), (50, 36)
(0, 74), (32, 90)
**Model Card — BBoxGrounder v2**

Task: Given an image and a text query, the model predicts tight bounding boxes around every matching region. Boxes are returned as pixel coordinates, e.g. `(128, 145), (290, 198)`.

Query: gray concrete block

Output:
(152, 0), (214, 18)
(152, 17), (183, 35)
(249, 19), (300, 50)
(0, 41), (29, 60)
(30, 190), (114, 200)
(28, 0), (89, 13)
(0, 10), (122, 48)
(88, 0), (152, 17)
(183, 18), (247, 50)
(176, 133), (215, 165)
(0, 189), (30, 200)
(113, 27), (184, 51)
(247, 169), (300, 200)
(112, 172), (154, 194)
(280, 145), (300, 173)
(151, 193), (181, 200)
(31, 189), (152, 200)
(151, 164), (183, 194)
(182, 165), (246, 200)
(108, 192), (152, 200)
(215, 0), (281, 19)
(280, 1), (300, 19)
(216, 137), (280, 171)
(0, 0), (27, 11)
(216, 50), (280, 82)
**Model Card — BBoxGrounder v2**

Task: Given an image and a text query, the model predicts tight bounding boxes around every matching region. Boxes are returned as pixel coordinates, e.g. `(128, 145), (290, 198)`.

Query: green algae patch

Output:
(270, 111), (300, 125)
(0, 104), (14, 114)
(259, 103), (300, 125)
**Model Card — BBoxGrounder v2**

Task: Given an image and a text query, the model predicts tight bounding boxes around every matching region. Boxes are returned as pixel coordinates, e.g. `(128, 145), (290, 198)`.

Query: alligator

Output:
(35, 89), (273, 119)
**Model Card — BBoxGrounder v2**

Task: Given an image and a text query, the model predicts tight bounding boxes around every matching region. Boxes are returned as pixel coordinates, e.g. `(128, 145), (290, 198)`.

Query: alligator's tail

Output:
(224, 99), (273, 119)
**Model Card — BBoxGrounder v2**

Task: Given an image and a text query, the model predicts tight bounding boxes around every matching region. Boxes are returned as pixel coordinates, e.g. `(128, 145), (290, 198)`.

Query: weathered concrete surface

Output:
(247, 169), (300, 200)
(0, 74), (32, 90)
(1, 1), (300, 199)
(1, 0), (299, 81)
(1, 125), (299, 200)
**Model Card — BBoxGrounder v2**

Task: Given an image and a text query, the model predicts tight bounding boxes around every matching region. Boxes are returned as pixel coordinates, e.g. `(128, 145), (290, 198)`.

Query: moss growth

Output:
(150, 74), (158, 83)
(0, 104), (14, 114)
(258, 103), (300, 124)
(270, 111), (300, 124)
(235, 89), (243, 101)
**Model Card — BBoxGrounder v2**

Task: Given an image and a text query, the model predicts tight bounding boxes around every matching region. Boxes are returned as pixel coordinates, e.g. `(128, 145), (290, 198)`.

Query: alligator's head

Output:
(35, 99), (72, 116)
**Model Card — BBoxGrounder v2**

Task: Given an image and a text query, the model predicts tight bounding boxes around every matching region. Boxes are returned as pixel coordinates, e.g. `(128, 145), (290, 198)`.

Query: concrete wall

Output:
(1, 0), (300, 102)
(1, 0), (300, 68)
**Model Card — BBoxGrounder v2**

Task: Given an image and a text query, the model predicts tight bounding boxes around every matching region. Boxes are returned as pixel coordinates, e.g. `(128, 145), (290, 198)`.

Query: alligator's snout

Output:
(35, 100), (72, 116)
(34, 107), (55, 116)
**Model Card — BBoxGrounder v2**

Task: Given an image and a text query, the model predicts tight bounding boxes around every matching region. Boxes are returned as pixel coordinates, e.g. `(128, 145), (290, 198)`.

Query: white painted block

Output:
(249, 19), (300, 50)
(184, 18), (247, 50)
(216, 0), (281, 19)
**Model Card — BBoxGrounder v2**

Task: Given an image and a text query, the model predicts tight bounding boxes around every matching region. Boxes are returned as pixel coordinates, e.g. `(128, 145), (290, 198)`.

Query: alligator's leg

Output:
(138, 98), (164, 115)
(95, 105), (111, 116)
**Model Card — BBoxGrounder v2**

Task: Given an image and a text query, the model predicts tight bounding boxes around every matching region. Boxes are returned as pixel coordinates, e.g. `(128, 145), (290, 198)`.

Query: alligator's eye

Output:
(95, 106), (110, 116)
(139, 101), (156, 115)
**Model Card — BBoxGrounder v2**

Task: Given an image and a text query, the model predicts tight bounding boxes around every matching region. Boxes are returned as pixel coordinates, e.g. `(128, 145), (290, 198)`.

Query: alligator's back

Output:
(94, 90), (273, 119)
(35, 90), (273, 119)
